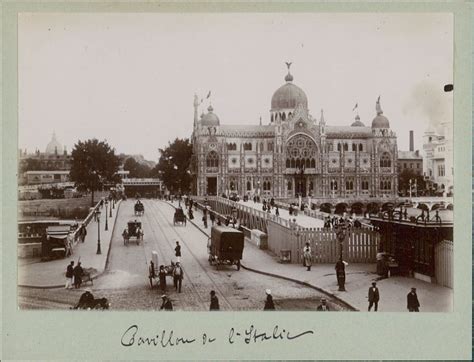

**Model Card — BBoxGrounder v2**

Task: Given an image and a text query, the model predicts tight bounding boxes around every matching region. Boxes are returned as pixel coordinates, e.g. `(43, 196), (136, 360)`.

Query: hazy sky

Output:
(19, 12), (453, 160)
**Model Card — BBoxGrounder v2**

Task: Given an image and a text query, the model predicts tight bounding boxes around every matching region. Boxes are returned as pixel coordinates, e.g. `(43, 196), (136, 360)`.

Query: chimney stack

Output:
(409, 130), (414, 152)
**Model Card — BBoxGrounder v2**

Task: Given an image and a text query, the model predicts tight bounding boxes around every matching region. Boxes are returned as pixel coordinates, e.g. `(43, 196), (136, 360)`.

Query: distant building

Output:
(25, 170), (70, 185)
(398, 150), (423, 176)
(422, 121), (453, 195)
(191, 65), (399, 199)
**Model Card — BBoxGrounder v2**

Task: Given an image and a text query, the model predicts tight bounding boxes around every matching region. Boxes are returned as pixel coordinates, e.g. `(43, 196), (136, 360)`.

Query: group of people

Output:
(323, 216), (362, 229)
(261, 199), (279, 216)
(65, 260), (85, 289)
(367, 282), (420, 312)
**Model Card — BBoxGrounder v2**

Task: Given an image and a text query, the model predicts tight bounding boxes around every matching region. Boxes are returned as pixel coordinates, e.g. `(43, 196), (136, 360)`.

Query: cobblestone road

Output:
(19, 199), (350, 311)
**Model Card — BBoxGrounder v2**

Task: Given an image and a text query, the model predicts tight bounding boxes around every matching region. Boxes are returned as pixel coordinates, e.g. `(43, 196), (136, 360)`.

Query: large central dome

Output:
(271, 70), (308, 110)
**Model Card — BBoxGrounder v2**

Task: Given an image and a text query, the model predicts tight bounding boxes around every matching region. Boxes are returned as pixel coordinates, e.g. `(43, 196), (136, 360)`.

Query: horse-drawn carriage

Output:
(134, 201), (144, 216)
(148, 251), (178, 288)
(207, 226), (244, 270)
(173, 208), (187, 226)
(123, 220), (143, 245)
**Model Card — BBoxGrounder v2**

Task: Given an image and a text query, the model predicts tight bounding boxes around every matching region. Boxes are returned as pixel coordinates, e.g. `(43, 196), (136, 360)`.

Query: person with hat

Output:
(74, 288), (94, 309)
(209, 290), (220, 311)
(303, 242), (312, 271)
(407, 287), (420, 312)
(317, 298), (330, 311)
(160, 295), (173, 311)
(173, 262), (184, 293)
(175, 241), (182, 263)
(73, 261), (84, 289)
(264, 289), (275, 310)
(65, 260), (74, 289)
(368, 282), (380, 311)
(158, 265), (167, 292)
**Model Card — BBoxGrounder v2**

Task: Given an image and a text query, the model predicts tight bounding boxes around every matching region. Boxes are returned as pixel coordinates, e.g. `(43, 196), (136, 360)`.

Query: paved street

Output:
(19, 199), (349, 311)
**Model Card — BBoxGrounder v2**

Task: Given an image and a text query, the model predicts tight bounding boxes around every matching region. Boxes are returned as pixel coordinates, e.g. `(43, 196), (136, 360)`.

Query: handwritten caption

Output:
(121, 324), (314, 348)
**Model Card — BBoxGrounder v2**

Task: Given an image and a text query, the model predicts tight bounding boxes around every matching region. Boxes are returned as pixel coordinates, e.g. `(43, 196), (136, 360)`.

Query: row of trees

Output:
(68, 138), (193, 205)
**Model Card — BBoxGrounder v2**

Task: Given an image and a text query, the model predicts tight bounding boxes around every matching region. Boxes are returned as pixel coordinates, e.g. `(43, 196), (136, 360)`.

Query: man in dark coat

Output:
(74, 288), (94, 309)
(210, 290), (220, 311)
(210, 212), (215, 226)
(264, 289), (275, 310)
(148, 260), (156, 288)
(368, 282), (380, 311)
(159, 265), (167, 292)
(65, 261), (74, 289)
(407, 287), (420, 312)
(175, 241), (182, 262)
(160, 295), (173, 311)
(73, 262), (84, 289)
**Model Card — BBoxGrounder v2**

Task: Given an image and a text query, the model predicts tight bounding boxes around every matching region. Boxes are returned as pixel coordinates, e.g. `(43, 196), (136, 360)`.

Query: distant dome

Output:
(271, 70), (308, 111)
(201, 105), (220, 126)
(45, 133), (63, 154)
(351, 115), (365, 127)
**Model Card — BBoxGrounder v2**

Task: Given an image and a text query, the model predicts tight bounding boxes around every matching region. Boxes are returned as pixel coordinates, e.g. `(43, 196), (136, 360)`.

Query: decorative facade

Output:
(191, 66), (398, 199)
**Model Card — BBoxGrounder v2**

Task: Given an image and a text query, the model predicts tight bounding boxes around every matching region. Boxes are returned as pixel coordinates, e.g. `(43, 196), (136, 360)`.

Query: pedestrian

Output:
(74, 288), (94, 309)
(216, 218), (222, 226)
(317, 298), (330, 311)
(264, 289), (275, 310)
(275, 206), (279, 216)
(335, 258), (346, 290)
(65, 261), (74, 289)
(175, 241), (182, 263)
(73, 261), (83, 289)
(81, 225), (87, 242)
(159, 265), (167, 292)
(368, 282), (380, 311)
(188, 207), (194, 220)
(210, 290), (220, 311)
(173, 262), (183, 293)
(407, 287), (420, 312)
(303, 242), (312, 271)
(210, 212), (215, 226)
(202, 214), (208, 229)
(289, 205), (293, 216)
(160, 295), (173, 311)
(148, 260), (156, 288)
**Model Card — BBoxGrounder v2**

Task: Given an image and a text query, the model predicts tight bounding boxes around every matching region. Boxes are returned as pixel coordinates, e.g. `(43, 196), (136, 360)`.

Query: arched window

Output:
(310, 159), (316, 168)
(260, 142), (264, 152)
(331, 180), (338, 190)
(359, 143), (363, 151)
(268, 142), (273, 151)
(271, 114), (274, 122)
(337, 143), (341, 151)
(244, 142), (252, 151)
(288, 112), (292, 118)
(282, 113), (286, 121)
(206, 151), (219, 168)
(291, 159), (296, 168)
(305, 158), (311, 168)
(344, 143), (348, 151)
(287, 181), (292, 190)
(229, 181), (235, 190)
(295, 159), (300, 169)
(352, 144), (356, 151)
(380, 152), (391, 167)
(286, 159), (290, 168)
(328, 143), (333, 152)
(247, 181), (251, 191)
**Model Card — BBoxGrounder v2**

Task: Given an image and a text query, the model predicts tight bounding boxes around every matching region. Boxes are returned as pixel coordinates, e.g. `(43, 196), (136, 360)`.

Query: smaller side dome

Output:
(351, 115), (365, 127)
(201, 105), (220, 126)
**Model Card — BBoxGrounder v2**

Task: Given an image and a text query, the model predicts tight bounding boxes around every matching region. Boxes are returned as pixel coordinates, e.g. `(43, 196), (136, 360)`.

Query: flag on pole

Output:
(206, 91), (211, 99)
(352, 103), (358, 111)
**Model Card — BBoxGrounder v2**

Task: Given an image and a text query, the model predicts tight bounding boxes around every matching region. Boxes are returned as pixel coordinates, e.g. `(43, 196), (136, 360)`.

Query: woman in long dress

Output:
(303, 242), (312, 271)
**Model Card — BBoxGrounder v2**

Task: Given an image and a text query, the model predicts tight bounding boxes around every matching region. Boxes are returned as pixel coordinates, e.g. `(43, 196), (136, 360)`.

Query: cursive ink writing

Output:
(230, 325), (314, 344)
(121, 325), (196, 348)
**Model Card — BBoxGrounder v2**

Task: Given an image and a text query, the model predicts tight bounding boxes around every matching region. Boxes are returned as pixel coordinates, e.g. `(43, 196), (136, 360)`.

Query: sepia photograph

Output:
(17, 11), (454, 314)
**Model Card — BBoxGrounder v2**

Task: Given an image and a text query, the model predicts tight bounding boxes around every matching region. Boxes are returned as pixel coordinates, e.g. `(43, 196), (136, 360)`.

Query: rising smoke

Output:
(402, 79), (453, 133)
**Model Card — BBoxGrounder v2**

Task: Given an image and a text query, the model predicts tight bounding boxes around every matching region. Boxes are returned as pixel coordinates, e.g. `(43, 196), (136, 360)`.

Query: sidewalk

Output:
(236, 200), (324, 228)
(177, 201), (453, 312)
(18, 200), (122, 288)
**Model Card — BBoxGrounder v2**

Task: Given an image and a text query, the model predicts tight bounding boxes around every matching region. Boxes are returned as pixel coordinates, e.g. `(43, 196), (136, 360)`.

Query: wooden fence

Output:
(195, 196), (379, 264)
(434, 240), (453, 288)
(267, 220), (379, 264)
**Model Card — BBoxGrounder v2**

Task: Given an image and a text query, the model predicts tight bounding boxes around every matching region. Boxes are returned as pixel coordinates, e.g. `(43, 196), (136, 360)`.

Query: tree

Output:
(152, 138), (193, 194)
(69, 139), (121, 205)
(398, 168), (426, 196)
(123, 157), (152, 178)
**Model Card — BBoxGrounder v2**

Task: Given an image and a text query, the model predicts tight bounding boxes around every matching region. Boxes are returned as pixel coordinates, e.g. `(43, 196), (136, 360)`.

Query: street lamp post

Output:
(96, 209), (102, 254)
(105, 200), (109, 231)
(109, 197), (113, 217)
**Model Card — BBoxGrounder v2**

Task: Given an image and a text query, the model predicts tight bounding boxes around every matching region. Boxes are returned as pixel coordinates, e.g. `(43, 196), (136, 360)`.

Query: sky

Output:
(19, 12), (453, 161)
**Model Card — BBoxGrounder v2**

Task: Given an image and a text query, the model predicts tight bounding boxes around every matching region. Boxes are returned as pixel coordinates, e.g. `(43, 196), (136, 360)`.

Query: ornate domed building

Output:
(191, 65), (398, 199)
